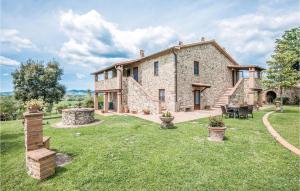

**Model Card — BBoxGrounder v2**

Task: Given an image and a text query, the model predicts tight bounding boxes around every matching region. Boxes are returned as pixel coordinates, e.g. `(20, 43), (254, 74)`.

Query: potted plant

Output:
(25, 99), (44, 113)
(160, 111), (174, 128)
(143, 108), (150, 115)
(207, 116), (226, 142)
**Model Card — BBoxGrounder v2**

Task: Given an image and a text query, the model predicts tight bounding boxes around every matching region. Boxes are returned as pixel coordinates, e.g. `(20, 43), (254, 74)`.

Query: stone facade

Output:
(93, 40), (264, 113)
(126, 76), (159, 113)
(228, 79), (246, 105)
(263, 86), (300, 104)
(177, 44), (233, 110)
(62, 108), (95, 125)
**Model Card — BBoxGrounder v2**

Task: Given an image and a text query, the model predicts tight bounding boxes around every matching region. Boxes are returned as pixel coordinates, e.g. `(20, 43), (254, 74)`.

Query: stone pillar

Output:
(104, 71), (108, 79)
(94, 92), (98, 110)
(103, 92), (109, 112)
(117, 92), (122, 113)
(258, 91), (263, 106)
(24, 112), (44, 151)
(116, 66), (123, 89)
(248, 67), (256, 105)
(23, 111), (56, 180)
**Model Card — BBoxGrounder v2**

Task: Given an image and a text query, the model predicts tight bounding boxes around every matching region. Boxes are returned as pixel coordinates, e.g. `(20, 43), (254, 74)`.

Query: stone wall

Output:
(177, 44), (234, 109)
(124, 53), (176, 111)
(62, 108), (95, 125)
(228, 79), (246, 105)
(127, 77), (159, 114)
(263, 87), (300, 104)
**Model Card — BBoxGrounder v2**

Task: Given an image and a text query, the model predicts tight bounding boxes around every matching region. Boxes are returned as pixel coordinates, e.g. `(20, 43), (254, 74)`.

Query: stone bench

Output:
(179, 105), (193, 112)
(26, 148), (56, 180)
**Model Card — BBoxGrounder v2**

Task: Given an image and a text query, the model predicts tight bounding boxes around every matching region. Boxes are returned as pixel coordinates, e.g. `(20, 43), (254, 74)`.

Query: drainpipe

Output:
(171, 48), (178, 109)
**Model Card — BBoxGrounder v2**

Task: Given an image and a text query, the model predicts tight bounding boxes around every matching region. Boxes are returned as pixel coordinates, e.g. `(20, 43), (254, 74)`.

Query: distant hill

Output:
(0, 90), (94, 96)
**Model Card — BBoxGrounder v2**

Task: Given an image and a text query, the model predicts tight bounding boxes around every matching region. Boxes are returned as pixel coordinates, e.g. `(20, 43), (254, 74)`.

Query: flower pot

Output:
(160, 116), (174, 129)
(208, 126), (226, 142)
(143, 109), (150, 115)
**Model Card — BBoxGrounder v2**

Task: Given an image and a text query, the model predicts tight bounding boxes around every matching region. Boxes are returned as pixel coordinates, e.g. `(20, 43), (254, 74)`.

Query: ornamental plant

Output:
(162, 111), (172, 117)
(208, 116), (225, 127)
(25, 99), (44, 111)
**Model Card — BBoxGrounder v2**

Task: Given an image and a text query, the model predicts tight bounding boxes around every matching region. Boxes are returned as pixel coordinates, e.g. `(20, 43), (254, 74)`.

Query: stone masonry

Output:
(23, 112), (56, 180)
(62, 108), (95, 125)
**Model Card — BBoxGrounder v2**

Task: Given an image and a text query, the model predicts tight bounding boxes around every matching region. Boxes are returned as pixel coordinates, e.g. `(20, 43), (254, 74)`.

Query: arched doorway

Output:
(266, 91), (276, 104)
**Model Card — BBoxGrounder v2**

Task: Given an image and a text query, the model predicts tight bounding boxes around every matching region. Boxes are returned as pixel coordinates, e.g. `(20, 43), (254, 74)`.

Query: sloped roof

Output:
(91, 40), (240, 75)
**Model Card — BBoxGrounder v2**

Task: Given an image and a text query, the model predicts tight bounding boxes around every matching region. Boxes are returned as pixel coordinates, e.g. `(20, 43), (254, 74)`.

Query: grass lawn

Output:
(1, 109), (299, 190)
(268, 105), (300, 148)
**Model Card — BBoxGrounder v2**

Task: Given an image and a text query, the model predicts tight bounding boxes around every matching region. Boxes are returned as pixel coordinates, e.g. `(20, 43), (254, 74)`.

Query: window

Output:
(126, 68), (131, 76)
(159, 89), (165, 102)
(154, 61), (159, 76)
(194, 61), (199, 76)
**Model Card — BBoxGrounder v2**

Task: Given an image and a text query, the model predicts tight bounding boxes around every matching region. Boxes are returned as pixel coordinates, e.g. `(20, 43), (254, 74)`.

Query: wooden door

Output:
(133, 67), (138, 81)
(194, 90), (200, 110)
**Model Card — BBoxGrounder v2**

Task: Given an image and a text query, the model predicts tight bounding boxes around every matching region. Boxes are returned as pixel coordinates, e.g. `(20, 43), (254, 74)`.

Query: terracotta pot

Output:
(208, 126), (226, 142)
(143, 109), (150, 115)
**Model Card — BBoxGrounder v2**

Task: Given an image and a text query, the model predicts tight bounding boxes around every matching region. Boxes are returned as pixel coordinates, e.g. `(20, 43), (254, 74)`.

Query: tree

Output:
(12, 59), (66, 110)
(264, 27), (300, 111)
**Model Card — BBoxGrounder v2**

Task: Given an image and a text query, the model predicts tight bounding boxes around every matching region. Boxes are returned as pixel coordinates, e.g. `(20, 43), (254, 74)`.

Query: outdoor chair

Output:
(221, 105), (234, 118)
(247, 105), (254, 118)
(238, 106), (249, 119)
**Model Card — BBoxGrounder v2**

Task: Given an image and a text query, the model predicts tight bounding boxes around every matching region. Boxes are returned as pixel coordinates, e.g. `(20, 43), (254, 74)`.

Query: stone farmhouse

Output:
(92, 39), (265, 114)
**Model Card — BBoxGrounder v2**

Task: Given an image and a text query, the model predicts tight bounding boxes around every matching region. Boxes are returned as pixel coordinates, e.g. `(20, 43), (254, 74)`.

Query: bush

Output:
(84, 96), (94, 108)
(0, 96), (24, 121)
(208, 116), (225, 127)
(55, 103), (69, 114)
(275, 97), (290, 105)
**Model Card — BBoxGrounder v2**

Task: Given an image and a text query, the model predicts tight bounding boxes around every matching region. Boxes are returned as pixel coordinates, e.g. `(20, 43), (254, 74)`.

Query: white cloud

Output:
(0, 56), (20, 66)
(0, 29), (35, 51)
(76, 73), (86, 79)
(215, 11), (300, 64)
(59, 10), (186, 67)
(3, 73), (9, 76)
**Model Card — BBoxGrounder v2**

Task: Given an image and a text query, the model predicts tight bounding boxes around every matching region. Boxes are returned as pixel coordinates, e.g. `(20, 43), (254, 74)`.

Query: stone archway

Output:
(266, 91), (277, 104)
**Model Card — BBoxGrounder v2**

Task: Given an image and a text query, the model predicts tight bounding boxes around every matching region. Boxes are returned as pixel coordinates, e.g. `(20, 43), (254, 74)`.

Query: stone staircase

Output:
(214, 87), (233, 108)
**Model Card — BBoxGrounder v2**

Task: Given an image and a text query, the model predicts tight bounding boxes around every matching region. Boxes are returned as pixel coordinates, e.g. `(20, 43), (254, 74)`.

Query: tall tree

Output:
(264, 27), (300, 111)
(12, 59), (66, 110)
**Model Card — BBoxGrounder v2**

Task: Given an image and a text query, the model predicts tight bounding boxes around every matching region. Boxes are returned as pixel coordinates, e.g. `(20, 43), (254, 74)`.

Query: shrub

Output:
(162, 111), (172, 117)
(208, 116), (225, 127)
(0, 96), (24, 121)
(84, 97), (94, 108)
(55, 103), (69, 114)
(275, 97), (290, 105)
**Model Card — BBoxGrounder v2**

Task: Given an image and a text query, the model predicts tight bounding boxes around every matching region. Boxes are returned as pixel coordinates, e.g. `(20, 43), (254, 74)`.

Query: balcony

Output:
(95, 77), (119, 91)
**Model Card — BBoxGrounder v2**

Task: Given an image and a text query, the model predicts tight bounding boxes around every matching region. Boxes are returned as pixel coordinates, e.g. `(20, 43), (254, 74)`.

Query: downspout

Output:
(171, 48), (178, 109)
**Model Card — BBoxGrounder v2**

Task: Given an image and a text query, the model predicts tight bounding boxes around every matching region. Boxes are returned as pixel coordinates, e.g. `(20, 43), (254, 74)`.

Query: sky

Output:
(0, 0), (299, 92)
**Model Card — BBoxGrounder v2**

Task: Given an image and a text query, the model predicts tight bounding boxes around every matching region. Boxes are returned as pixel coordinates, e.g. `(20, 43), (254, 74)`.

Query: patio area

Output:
(95, 108), (221, 124)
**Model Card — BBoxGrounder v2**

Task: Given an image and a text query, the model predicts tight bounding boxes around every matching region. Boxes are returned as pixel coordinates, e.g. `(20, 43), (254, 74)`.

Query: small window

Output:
(194, 61), (199, 76)
(159, 89), (165, 102)
(154, 61), (159, 76)
(126, 68), (131, 76)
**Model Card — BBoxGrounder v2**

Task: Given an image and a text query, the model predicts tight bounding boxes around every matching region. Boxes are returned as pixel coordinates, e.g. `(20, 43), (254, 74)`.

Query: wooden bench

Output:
(26, 148), (56, 180)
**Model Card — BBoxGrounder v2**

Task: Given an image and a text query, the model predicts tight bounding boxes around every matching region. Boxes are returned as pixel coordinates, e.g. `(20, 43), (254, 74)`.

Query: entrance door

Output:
(194, 90), (200, 110)
(133, 67), (138, 81)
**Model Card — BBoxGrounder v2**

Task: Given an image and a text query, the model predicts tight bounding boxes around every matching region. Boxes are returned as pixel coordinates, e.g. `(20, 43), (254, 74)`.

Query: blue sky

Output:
(0, 0), (299, 91)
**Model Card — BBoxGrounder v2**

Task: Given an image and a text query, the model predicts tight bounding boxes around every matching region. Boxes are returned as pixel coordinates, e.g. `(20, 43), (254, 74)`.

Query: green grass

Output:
(1, 109), (299, 190)
(268, 106), (300, 148)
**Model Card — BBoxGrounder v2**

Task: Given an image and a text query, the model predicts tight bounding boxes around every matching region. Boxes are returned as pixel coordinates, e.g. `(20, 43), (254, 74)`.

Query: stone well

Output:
(62, 108), (95, 125)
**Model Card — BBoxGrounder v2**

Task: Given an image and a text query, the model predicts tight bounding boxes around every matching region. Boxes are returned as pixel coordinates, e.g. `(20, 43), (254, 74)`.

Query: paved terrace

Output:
(95, 108), (221, 124)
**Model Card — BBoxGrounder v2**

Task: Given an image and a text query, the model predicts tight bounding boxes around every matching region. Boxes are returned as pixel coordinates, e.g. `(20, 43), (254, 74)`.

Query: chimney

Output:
(201, 37), (205, 42)
(140, 49), (144, 58)
(178, 41), (183, 45)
